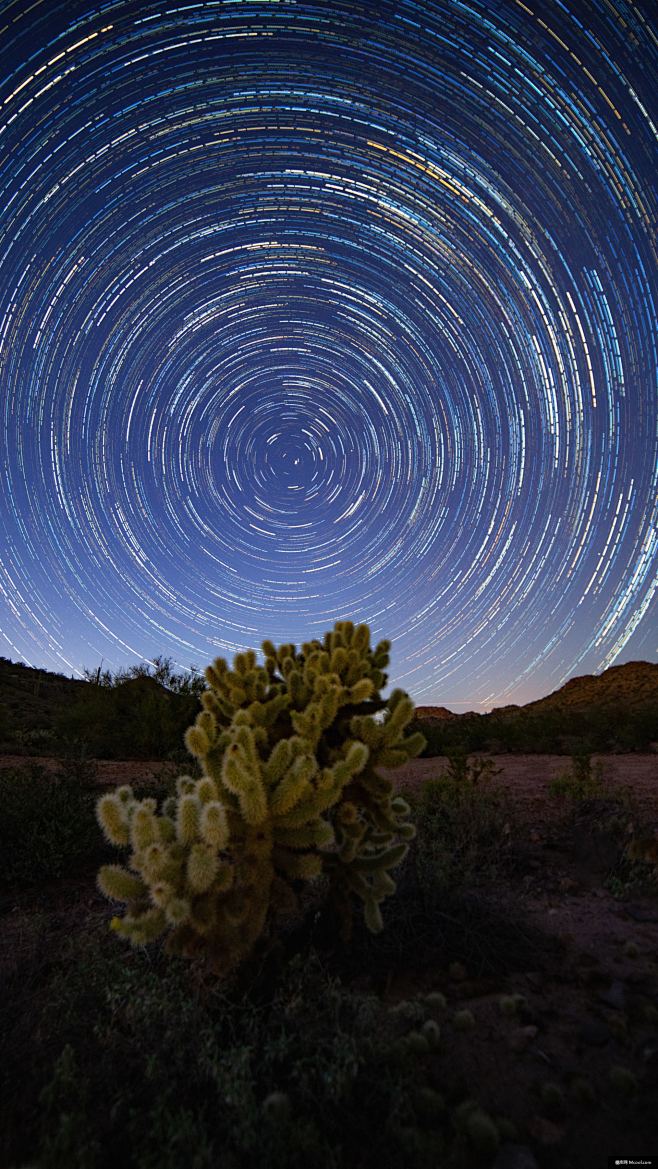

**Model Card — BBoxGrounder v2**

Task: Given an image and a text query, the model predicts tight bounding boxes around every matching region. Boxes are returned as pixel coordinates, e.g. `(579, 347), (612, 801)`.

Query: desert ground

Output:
(2, 751), (657, 1168)
(2, 748), (656, 814)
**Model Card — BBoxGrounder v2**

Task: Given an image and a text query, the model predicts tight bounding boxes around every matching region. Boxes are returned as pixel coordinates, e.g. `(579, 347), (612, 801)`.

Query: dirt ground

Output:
(0, 753), (177, 787)
(2, 749), (657, 807)
(2, 751), (657, 1168)
(384, 754), (658, 981)
(385, 752), (658, 819)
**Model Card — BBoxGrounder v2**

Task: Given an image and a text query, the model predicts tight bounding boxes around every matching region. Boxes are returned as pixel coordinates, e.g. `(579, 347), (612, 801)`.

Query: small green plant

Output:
(548, 753), (606, 800)
(96, 622), (424, 974)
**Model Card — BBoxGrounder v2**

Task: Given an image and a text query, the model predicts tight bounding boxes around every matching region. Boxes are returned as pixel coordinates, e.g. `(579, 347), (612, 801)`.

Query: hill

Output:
(0, 656), (201, 760)
(413, 704), (458, 721)
(520, 660), (658, 715)
(0, 658), (86, 747)
(413, 660), (658, 756)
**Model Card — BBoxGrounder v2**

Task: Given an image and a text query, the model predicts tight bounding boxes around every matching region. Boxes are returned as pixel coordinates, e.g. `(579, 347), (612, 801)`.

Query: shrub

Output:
(0, 763), (102, 886)
(96, 622), (425, 974)
(548, 753), (606, 800)
(411, 754), (511, 898)
(57, 679), (200, 760)
(606, 823), (658, 896)
(7, 931), (457, 1169)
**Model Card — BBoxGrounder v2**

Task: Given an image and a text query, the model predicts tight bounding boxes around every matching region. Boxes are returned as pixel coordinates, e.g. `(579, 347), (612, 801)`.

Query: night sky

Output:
(1, 0), (656, 710)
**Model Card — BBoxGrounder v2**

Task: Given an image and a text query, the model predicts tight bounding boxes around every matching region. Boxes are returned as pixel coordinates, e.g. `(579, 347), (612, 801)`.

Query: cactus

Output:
(96, 621), (424, 973)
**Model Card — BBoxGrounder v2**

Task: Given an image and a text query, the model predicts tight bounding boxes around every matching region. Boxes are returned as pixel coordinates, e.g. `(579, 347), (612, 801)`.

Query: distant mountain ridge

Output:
(413, 704), (458, 721)
(520, 660), (658, 715)
(413, 660), (658, 755)
(416, 661), (658, 721)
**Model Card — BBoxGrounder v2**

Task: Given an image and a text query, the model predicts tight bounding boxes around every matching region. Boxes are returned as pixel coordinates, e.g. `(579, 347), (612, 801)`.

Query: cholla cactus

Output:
(96, 621), (425, 973)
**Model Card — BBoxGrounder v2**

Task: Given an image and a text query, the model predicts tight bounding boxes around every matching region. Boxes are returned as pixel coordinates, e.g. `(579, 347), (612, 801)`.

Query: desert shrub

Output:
(411, 755), (511, 898)
(547, 755), (648, 893)
(548, 753), (607, 800)
(410, 718), (448, 757)
(0, 764), (104, 886)
(546, 753), (637, 849)
(613, 704), (658, 751)
(38, 1044), (100, 1169)
(96, 622), (424, 975)
(13, 726), (58, 753)
(604, 816), (658, 896)
(606, 847), (658, 898)
(57, 679), (200, 760)
(440, 749), (500, 787)
(412, 715), (491, 758)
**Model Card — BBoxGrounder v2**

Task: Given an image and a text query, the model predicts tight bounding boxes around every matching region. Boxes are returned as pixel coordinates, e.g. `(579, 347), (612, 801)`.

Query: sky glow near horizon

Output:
(0, 0), (656, 710)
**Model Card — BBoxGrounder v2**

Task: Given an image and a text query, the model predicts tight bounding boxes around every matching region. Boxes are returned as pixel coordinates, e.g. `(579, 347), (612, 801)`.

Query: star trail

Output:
(0, 0), (656, 709)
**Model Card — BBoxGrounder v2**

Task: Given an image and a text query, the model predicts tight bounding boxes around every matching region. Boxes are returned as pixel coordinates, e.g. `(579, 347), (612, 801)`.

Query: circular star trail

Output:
(0, 0), (656, 707)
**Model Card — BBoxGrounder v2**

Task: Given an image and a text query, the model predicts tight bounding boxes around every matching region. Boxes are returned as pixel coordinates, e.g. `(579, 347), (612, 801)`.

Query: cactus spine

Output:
(96, 621), (425, 973)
